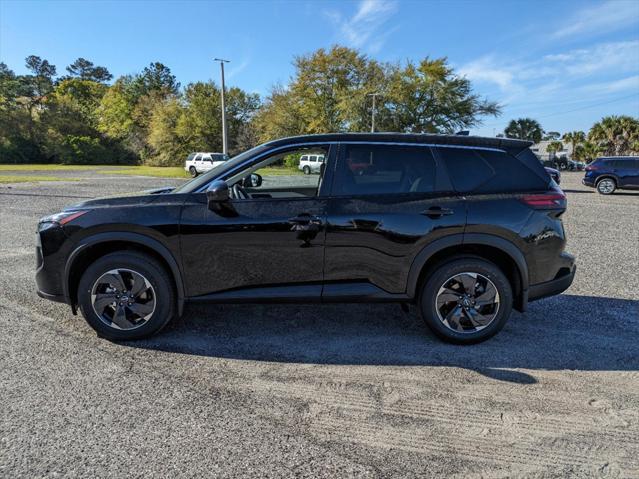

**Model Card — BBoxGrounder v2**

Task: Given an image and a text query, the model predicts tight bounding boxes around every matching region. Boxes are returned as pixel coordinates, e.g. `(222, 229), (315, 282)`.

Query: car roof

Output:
(263, 133), (532, 154)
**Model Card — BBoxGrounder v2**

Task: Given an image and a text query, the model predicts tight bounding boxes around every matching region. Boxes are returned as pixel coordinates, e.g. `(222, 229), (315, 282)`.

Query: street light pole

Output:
(367, 93), (380, 132)
(214, 58), (230, 155)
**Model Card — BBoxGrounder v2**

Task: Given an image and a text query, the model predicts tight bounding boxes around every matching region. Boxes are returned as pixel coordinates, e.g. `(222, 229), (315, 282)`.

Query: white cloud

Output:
(581, 74), (639, 94)
(226, 59), (250, 80)
(325, 0), (398, 53)
(459, 40), (639, 103)
(458, 57), (515, 91)
(543, 40), (639, 76)
(553, 0), (639, 39)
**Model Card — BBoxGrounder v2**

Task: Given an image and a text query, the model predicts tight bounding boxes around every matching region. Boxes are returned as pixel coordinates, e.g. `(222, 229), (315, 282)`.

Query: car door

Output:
(179, 144), (335, 299)
(615, 159), (639, 187)
(193, 153), (202, 172)
(628, 159), (639, 187)
(323, 143), (466, 297)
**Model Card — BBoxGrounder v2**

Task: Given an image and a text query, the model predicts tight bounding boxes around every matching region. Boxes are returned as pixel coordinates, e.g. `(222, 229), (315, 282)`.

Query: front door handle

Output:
(421, 206), (454, 219)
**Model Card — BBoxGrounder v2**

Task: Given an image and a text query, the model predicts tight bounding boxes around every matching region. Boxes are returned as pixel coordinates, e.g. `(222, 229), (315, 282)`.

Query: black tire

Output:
(596, 177), (616, 195)
(418, 258), (513, 344)
(189, 166), (198, 178)
(303, 165), (311, 175)
(77, 251), (176, 341)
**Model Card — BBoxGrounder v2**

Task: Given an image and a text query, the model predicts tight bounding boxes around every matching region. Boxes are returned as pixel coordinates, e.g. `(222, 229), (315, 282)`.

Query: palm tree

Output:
(562, 131), (585, 159)
(546, 140), (563, 157)
(504, 118), (544, 143)
(574, 141), (601, 163)
(588, 115), (639, 156)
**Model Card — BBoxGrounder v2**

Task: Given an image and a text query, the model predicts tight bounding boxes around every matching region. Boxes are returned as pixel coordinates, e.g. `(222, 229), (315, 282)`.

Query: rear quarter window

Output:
(436, 147), (549, 193)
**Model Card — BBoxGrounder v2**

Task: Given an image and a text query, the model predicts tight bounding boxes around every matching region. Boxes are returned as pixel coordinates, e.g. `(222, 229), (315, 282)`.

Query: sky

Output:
(1, 0), (638, 136)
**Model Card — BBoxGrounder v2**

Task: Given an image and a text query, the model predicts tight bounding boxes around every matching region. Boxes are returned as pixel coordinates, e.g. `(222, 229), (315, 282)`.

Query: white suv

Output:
(185, 152), (229, 177)
(298, 154), (325, 174)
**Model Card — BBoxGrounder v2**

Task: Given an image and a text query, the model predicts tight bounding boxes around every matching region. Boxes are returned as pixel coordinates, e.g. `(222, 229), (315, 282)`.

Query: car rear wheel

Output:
(77, 252), (175, 341)
(596, 178), (616, 194)
(189, 166), (198, 177)
(303, 165), (311, 175)
(418, 258), (513, 344)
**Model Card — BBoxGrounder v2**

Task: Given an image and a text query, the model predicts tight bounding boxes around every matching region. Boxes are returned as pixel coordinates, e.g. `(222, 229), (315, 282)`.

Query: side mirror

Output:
(242, 173), (262, 188)
(206, 180), (230, 206)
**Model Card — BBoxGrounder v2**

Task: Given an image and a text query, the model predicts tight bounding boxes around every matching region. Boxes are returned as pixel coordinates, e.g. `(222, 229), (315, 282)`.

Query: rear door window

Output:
(436, 147), (548, 193)
(332, 144), (447, 196)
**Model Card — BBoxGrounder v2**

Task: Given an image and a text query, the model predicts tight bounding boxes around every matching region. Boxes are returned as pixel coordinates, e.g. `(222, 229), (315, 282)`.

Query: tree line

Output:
(0, 46), (501, 165)
(503, 116), (639, 162)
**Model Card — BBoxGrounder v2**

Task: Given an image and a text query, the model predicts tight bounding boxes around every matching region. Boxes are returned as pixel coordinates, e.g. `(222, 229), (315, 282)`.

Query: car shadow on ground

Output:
(563, 189), (639, 196)
(127, 294), (639, 383)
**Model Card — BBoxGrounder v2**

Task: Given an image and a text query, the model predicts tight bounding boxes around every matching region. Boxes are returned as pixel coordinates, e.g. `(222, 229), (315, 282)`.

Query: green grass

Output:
(0, 164), (106, 172)
(0, 164), (304, 179)
(99, 166), (189, 178)
(0, 175), (81, 183)
(103, 165), (302, 178)
(255, 166), (302, 176)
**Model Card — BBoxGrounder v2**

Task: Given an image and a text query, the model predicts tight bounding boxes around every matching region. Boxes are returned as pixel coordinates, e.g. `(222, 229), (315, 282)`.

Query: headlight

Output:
(38, 210), (88, 228)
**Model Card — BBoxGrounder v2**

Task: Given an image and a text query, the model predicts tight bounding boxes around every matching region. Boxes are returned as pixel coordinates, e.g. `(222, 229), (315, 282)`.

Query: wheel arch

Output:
(595, 175), (617, 185)
(407, 233), (529, 312)
(64, 232), (185, 316)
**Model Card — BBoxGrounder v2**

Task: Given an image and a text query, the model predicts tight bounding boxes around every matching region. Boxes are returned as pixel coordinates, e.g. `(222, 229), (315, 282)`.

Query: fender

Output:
(64, 232), (186, 316)
(406, 233), (529, 310)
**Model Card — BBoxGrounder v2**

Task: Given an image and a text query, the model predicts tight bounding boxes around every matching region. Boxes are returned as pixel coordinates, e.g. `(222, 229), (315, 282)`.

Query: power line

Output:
(481, 92), (639, 128)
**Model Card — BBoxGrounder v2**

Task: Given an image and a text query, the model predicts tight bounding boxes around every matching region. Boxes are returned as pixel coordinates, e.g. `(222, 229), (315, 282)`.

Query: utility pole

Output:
(214, 58), (230, 155)
(367, 92), (380, 132)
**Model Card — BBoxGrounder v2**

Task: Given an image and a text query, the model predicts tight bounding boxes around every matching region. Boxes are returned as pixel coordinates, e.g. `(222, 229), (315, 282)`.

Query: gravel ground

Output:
(0, 171), (638, 478)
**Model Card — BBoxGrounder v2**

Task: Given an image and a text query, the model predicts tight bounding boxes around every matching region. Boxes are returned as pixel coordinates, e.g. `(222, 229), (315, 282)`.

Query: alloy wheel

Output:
(598, 179), (615, 194)
(435, 272), (500, 333)
(91, 268), (156, 331)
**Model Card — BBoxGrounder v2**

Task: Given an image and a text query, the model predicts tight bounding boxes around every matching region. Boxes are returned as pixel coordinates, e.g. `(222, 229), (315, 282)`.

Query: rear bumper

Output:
(582, 177), (595, 187)
(529, 263), (576, 302)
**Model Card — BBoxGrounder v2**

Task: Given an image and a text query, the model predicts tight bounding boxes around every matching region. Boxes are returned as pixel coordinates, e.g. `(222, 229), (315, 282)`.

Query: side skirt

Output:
(187, 282), (412, 304)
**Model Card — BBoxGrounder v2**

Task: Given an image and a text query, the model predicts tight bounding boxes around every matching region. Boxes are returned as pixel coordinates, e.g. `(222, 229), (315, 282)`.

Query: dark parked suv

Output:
(582, 156), (639, 194)
(36, 134), (575, 344)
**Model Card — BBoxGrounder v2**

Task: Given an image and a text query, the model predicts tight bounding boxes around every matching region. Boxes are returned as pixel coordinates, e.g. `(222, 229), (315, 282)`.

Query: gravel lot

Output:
(1, 171), (638, 477)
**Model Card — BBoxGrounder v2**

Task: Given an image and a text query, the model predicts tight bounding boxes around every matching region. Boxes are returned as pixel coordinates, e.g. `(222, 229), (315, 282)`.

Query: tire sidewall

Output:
(189, 166), (198, 177)
(77, 252), (175, 340)
(419, 258), (513, 344)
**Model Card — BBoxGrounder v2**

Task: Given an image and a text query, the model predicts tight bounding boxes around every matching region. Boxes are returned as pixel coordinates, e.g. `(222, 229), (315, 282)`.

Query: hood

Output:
(66, 186), (175, 210)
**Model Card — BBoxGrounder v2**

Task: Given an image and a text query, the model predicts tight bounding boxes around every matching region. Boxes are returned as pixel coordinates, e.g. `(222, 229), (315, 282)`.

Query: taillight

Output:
(585, 165), (597, 171)
(520, 189), (567, 209)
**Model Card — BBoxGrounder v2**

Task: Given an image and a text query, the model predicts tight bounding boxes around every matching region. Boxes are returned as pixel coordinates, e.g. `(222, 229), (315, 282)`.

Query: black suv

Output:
(36, 134), (575, 344)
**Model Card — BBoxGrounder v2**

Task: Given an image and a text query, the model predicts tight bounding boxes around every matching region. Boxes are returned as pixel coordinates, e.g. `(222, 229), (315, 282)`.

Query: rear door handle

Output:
(421, 206), (454, 219)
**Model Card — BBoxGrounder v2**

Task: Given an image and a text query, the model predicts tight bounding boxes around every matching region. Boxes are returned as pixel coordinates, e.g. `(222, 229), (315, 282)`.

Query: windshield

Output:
(172, 144), (269, 194)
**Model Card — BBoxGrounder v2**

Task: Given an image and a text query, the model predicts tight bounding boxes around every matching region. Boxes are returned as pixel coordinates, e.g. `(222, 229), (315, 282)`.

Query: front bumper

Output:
(36, 289), (67, 303)
(529, 263), (576, 302)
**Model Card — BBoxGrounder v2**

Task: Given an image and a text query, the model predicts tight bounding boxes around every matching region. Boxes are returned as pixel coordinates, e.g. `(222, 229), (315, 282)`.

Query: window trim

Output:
(194, 141), (506, 193)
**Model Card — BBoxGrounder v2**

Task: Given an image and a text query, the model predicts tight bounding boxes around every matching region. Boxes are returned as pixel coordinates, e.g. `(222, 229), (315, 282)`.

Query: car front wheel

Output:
(77, 251), (175, 340)
(596, 178), (616, 194)
(189, 166), (198, 177)
(418, 258), (513, 344)
(303, 165), (311, 175)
